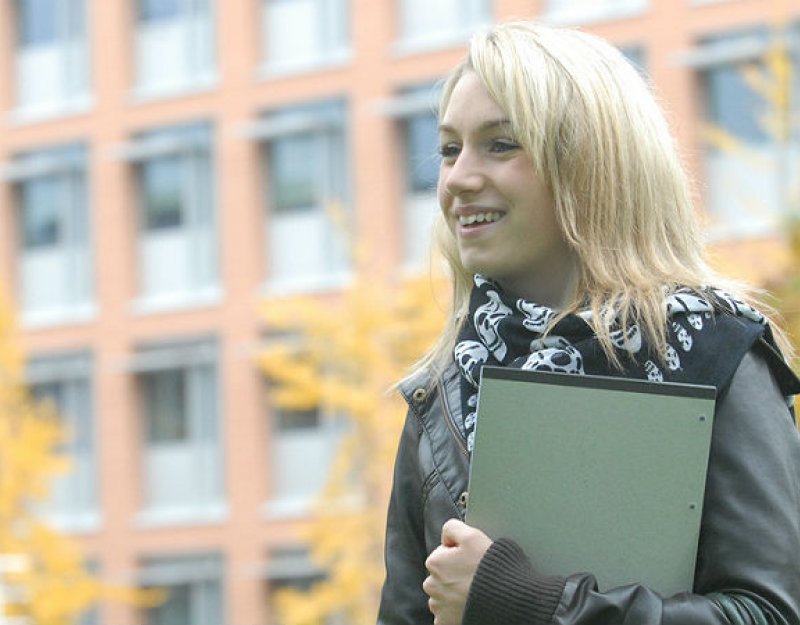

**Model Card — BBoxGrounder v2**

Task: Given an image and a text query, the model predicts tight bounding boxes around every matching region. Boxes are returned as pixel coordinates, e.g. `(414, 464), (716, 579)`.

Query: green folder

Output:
(466, 367), (716, 597)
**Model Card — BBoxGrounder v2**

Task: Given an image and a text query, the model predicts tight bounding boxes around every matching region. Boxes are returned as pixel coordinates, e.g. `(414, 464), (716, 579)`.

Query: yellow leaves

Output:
(763, 218), (800, 428)
(0, 291), (154, 624)
(259, 271), (448, 624)
(0, 412), (70, 519)
(5, 526), (96, 625)
(259, 348), (322, 410)
(274, 507), (388, 625)
(704, 19), (799, 293)
(3, 531), (163, 625)
(702, 125), (768, 166)
(0, 302), (103, 625)
(739, 40), (793, 141)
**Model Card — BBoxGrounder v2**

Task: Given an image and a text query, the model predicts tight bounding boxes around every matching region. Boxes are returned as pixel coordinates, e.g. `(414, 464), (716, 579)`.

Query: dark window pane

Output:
(148, 583), (191, 625)
(18, 0), (59, 46)
(270, 133), (319, 213)
(406, 113), (439, 194)
(276, 407), (320, 431)
(139, 0), (182, 23)
(141, 156), (184, 230)
(706, 63), (770, 145)
(19, 177), (62, 249)
(142, 369), (187, 442)
(31, 380), (64, 409)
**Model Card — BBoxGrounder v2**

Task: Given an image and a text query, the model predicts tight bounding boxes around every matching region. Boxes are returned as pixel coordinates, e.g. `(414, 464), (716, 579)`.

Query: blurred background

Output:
(0, 0), (797, 624)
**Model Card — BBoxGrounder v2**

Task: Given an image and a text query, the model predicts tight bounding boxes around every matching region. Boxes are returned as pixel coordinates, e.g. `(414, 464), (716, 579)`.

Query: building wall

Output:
(0, 1), (796, 623)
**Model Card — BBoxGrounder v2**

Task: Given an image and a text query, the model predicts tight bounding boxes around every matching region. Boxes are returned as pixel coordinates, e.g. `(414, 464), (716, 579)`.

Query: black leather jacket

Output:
(377, 349), (800, 625)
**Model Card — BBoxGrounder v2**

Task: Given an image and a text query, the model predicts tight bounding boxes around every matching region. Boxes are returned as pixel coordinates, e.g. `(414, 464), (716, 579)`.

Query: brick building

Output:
(0, 1), (796, 623)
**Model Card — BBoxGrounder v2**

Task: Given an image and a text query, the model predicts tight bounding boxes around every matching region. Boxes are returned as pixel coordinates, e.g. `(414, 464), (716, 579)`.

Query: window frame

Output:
(260, 333), (349, 518)
(542, 0), (649, 26)
(26, 351), (99, 532)
(247, 100), (353, 294)
(4, 144), (95, 327)
(260, 0), (351, 76)
(394, 0), (491, 54)
(13, 0), (91, 120)
(379, 84), (442, 269)
(120, 122), (220, 312)
(684, 27), (800, 239)
(133, 0), (217, 99)
(139, 553), (224, 625)
(131, 339), (226, 525)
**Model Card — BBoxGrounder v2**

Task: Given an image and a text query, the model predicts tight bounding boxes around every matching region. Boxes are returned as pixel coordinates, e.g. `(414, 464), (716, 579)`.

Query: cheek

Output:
(437, 182), (451, 217)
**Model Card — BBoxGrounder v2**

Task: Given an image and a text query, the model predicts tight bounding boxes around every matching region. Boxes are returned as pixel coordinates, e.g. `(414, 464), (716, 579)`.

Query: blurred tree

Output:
(703, 6), (799, 379)
(768, 218), (800, 418)
(259, 261), (447, 624)
(0, 294), (161, 624)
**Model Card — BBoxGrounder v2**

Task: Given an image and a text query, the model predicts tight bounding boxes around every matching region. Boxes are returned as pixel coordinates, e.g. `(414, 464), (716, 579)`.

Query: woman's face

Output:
(438, 71), (576, 306)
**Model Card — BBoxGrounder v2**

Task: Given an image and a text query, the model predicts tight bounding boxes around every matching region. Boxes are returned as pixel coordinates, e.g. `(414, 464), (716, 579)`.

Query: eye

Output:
(490, 139), (520, 153)
(439, 143), (460, 160)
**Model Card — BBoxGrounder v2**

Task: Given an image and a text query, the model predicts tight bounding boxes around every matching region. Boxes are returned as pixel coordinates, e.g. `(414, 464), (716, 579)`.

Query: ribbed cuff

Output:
(462, 538), (566, 625)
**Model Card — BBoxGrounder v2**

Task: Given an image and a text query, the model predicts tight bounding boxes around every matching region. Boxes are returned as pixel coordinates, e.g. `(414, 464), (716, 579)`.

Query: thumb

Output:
(441, 518), (469, 547)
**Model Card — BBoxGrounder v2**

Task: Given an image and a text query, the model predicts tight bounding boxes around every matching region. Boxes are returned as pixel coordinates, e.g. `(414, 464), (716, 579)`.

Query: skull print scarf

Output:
(455, 274), (792, 453)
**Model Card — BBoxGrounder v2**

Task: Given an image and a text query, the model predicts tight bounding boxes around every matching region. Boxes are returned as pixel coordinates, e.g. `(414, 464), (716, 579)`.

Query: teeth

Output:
(458, 212), (502, 226)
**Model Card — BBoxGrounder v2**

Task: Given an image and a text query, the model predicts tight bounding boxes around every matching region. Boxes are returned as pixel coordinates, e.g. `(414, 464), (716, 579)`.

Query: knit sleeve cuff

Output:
(462, 538), (566, 625)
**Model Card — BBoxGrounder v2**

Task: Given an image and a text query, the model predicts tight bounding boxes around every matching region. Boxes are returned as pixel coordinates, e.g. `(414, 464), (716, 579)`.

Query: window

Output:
(14, 0), (90, 119)
(121, 122), (218, 310)
(396, 0), (490, 51)
(691, 29), (800, 236)
(266, 402), (346, 517)
(27, 352), (98, 531)
(250, 101), (351, 292)
(263, 547), (325, 620)
(381, 84), (441, 267)
(261, 0), (350, 73)
(544, 0), (648, 25)
(132, 339), (224, 522)
(4, 144), (94, 326)
(140, 553), (223, 625)
(134, 0), (215, 97)
(260, 333), (348, 516)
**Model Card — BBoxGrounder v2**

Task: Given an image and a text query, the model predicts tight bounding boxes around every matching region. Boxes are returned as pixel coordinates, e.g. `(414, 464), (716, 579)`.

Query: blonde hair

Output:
(417, 20), (791, 376)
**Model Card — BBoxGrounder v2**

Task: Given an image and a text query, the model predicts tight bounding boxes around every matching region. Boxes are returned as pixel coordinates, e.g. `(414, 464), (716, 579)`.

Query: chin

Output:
(458, 252), (484, 273)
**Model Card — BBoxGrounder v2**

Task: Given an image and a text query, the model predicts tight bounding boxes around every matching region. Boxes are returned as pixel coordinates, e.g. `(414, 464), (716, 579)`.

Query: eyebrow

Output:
(438, 119), (513, 135)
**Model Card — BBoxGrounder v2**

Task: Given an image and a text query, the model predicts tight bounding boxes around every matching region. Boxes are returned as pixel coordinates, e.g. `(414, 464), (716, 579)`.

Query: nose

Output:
(441, 149), (485, 198)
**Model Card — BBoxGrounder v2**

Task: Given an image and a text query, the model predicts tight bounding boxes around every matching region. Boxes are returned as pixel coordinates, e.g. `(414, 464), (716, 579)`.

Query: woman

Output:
(377, 21), (800, 625)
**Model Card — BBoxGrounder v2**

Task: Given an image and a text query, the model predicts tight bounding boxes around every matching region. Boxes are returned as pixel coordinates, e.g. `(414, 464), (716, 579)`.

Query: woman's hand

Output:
(423, 519), (493, 625)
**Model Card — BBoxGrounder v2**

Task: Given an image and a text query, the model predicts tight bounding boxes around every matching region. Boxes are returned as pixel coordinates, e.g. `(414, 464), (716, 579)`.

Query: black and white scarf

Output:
(455, 274), (788, 452)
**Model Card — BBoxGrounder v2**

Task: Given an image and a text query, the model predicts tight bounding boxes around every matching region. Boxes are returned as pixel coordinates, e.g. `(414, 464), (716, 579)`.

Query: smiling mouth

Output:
(457, 211), (504, 227)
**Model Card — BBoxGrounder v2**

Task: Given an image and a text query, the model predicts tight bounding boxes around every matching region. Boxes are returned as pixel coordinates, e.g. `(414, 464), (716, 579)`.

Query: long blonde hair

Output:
(417, 21), (790, 376)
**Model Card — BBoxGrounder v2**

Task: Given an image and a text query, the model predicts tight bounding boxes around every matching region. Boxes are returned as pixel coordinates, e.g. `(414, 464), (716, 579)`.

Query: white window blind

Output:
(15, 0), (90, 118)
(262, 0), (349, 72)
(397, 0), (489, 50)
(135, 0), (215, 97)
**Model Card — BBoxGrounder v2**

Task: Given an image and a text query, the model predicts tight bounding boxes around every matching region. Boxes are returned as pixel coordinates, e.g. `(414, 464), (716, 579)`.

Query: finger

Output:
(441, 518), (469, 547)
(425, 544), (446, 573)
(429, 597), (441, 625)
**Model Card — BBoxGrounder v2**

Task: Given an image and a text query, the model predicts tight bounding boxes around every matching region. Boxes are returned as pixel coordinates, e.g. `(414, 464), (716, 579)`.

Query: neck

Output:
(496, 263), (578, 309)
